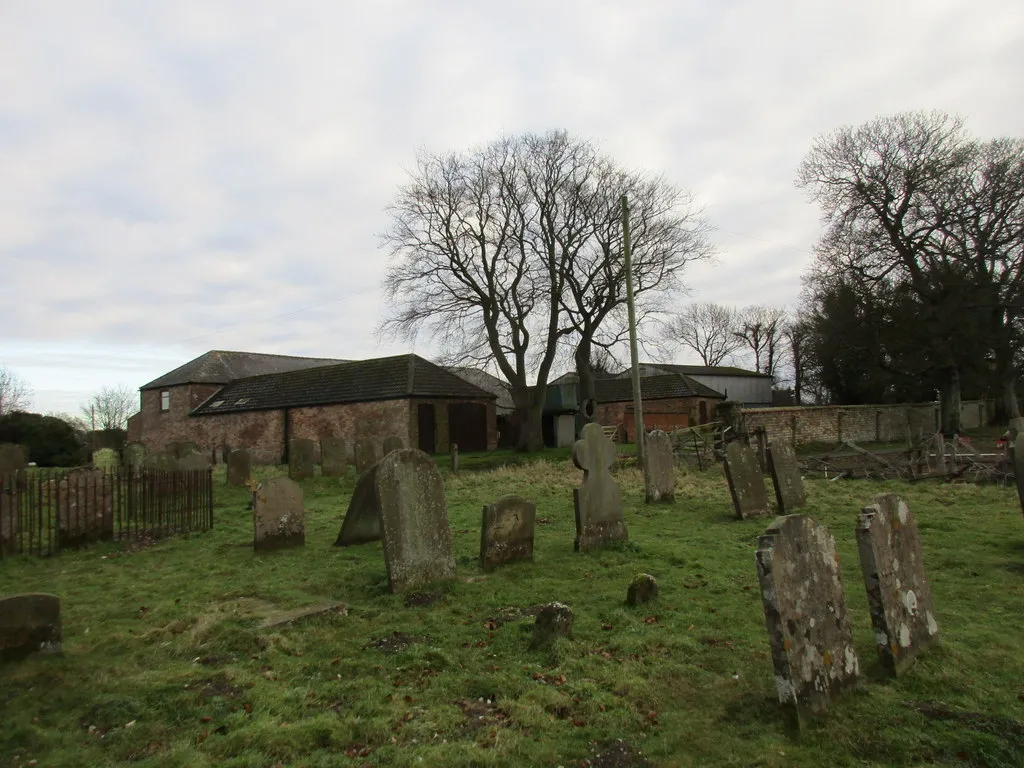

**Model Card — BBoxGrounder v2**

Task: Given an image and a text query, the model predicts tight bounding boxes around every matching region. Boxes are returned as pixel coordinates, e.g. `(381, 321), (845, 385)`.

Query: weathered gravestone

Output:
(856, 494), (940, 676)
(724, 441), (772, 519)
(288, 438), (316, 480)
(627, 573), (658, 606)
(0, 594), (62, 662)
(166, 441), (200, 459)
(91, 447), (119, 471)
(572, 423), (628, 553)
(0, 443), (28, 475)
(54, 468), (114, 549)
(336, 449), (456, 592)
(353, 437), (380, 476)
(1014, 434), (1024, 516)
(123, 441), (146, 471)
(382, 435), (405, 455)
(755, 515), (859, 718)
(144, 451), (178, 471)
(643, 429), (675, 503)
(252, 476), (306, 551)
(766, 441), (806, 514)
(530, 602), (573, 650)
(320, 437), (348, 478)
(480, 495), (536, 571)
(227, 449), (252, 487)
(177, 451), (210, 471)
(450, 442), (459, 473)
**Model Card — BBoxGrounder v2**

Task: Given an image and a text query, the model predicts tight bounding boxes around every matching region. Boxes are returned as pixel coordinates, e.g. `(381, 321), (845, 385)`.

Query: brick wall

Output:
(741, 400), (993, 447)
(596, 397), (717, 442)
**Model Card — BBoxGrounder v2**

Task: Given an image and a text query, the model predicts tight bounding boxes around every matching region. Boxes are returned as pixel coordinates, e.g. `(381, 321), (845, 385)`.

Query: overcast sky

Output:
(2, 0), (1022, 415)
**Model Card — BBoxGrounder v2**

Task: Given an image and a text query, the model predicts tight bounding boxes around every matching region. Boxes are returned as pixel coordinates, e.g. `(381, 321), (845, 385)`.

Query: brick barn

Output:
(594, 374), (725, 442)
(127, 351), (497, 463)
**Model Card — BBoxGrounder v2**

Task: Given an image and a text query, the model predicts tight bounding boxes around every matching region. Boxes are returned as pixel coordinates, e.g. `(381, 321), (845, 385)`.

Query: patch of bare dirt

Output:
(579, 739), (655, 768)
(364, 631), (426, 654)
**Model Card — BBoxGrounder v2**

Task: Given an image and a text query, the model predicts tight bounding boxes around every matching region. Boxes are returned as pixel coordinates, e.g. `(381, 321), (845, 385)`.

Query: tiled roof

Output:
(642, 363), (771, 379)
(449, 367), (514, 413)
(191, 354), (495, 415)
(142, 350), (347, 390)
(595, 373), (725, 404)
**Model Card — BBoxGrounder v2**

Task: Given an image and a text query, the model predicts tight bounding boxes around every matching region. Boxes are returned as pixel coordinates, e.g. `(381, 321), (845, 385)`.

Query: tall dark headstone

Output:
(227, 449), (252, 487)
(572, 423), (627, 552)
(480, 495), (536, 571)
(288, 438), (315, 480)
(335, 464), (383, 546)
(724, 441), (771, 519)
(766, 441), (806, 514)
(321, 437), (348, 478)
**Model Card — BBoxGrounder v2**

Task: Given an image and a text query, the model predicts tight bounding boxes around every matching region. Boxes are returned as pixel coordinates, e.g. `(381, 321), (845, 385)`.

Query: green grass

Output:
(2, 456), (1024, 767)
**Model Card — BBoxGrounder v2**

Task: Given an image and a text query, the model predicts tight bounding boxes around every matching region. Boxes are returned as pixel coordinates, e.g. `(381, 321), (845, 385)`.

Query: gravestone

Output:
(0, 594), (62, 662)
(177, 452), (210, 471)
(252, 476), (306, 551)
(1009, 416), (1024, 440)
(1014, 434), (1024, 516)
(123, 441), (146, 471)
(766, 441), (806, 514)
(353, 437), (380, 476)
(91, 447), (118, 471)
(755, 515), (859, 718)
(627, 573), (658, 605)
(480, 495), (536, 571)
(0, 443), (28, 475)
(1, 471), (21, 556)
(643, 430), (675, 503)
(288, 438), (316, 480)
(857, 494), (940, 676)
(530, 602), (573, 649)
(55, 468), (114, 549)
(320, 437), (348, 478)
(572, 423), (628, 552)
(382, 435), (405, 455)
(450, 442), (459, 473)
(724, 442), (772, 519)
(227, 449), (252, 487)
(144, 451), (178, 471)
(166, 441), (200, 459)
(335, 464), (383, 546)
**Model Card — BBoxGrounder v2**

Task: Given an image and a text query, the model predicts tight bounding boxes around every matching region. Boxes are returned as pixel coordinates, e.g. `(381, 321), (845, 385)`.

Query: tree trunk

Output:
(511, 384), (547, 452)
(574, 340), (596, 424)
(1002, 375), (1020, 421)
(938, 364), (962, 435)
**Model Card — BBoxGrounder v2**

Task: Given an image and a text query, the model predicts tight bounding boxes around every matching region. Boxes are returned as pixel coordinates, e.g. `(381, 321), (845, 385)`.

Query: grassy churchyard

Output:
(2, 452), (1024, 768)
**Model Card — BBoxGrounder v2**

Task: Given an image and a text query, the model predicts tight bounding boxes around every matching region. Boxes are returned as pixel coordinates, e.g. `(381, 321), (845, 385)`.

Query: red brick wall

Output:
(596, 397), (715, 442)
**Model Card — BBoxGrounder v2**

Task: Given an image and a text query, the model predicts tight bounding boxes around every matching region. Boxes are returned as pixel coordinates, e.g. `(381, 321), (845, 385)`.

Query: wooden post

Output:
(621, 194), (644, 467)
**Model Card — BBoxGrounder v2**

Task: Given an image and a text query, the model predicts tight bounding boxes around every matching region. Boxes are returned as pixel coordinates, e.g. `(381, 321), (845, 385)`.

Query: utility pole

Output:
(622, 194), (645, 467)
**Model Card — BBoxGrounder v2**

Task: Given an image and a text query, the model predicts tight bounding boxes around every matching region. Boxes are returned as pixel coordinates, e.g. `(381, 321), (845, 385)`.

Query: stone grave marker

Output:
(627, 573), (658, 605)
(144, 451), (178, 471)
(755, 515), (859, 718)
(335, 464), (383, 546)
(177, 452), (210, 471)
(530, 602), (573, 649)
(166, 441), (200, 460)
(572, 423), (628, 552)
(1013, 433), (1024, 516)
(766, 441), (806, 514)
(320, 437), (348, 478)
(0, 593), (62, 662)
(1009, 416), (1024, 440)
(91, 447), (119, 471)
(450, 442), (459, 473)
(856, 493), (940, 676)
(0, 443), (28, 475)
(288, 438), (316, 480)
(227, 449), (252, 487)
(643, 429), (675, 503)
(354, 437), (380, 476)
(382, 435), (405, 455)
(123, 441), (146, 471)
(54, 468), (114, 549)
(724, 441), (772, 519)
(480, 495), (536, 571)
(252, 476), (306, 551)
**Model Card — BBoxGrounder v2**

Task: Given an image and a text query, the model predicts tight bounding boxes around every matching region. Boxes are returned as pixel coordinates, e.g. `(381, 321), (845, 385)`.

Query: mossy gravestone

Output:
(354, 437), (380, 476)
(572, 423), (627, 552)
(288, 438), (315, 480)
(724, 441), (771, 519)
(857, 494), (940, 676)
(145, 451), (177, 471)
(123, 441), (146, 470)
(755, 515), (859, 719)
(91, 447), (118, 471)
(227, 449), (251, 487)
(480, 495), (536, 571)
(252, 477), (305, 551)
(766, 441), (806, 514)
(643, 430), (675, 503)
(320, 437), (348, 478)
(0, 593), (62, 662)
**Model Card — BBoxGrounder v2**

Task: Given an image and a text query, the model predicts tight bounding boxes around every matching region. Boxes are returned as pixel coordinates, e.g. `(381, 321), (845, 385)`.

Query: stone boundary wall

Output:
(741, 400), (993, 447)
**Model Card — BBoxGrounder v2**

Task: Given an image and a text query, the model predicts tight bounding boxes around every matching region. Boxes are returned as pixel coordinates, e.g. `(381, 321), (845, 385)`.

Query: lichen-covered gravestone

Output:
(530, 602), (573, 649)
(480, 495), (536, 571)
(857, 494), (940, 676)
(320, 437), (348, 478)
(252, 476), (306, 551)
(55, 468), (114, 549)
(227, 449), (251, 487)
(288, 438), (316, 480)
(755, 515), (859, 718)
(0, 443), (28, 475)
(766, 441), (806, 514)
(724, 442), (772, 519)
(353, 437), (380, 476)
(643, 430), (675, 503)
(572, 423), (628, 552)
(91, 447), (118, 471)
(0, 593), (62, 662)
(123, 441), (146, 471)
(1013, 433), (1024, 516)
(382, 435), (405, 455)
(627, 573), (658, 605)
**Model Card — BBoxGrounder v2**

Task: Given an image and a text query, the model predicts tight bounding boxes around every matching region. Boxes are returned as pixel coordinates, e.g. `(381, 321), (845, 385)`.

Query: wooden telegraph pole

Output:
(621, 194), (645, 467)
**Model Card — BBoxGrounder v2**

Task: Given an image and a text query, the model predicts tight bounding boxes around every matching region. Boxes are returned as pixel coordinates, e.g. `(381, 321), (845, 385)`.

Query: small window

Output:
(160, 391), (170, 412)
(235, 397), (250, 405)
(210, 400), (226, 409)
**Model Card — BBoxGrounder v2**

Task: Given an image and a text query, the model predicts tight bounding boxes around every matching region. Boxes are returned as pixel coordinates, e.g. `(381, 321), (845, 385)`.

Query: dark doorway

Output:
(448, 402), (487, 452)
(417, 404), (436, 453)
(698, 401), (708, 425)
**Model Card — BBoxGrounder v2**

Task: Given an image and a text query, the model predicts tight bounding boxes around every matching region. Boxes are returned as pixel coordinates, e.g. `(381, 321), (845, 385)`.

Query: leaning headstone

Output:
(252, 476), (306, 551)
(227, 449), (252, 487)
(0, 443), (28, 475)
(0, 594), (62, 662)
(450, 442), (459, 473)
(353, 437), (380, 476)
(55, 468), (114, 549)
(643, 430), (675, 503)
(144, 451), (178, 471)
(755, 515), (859, 718)
(529, 602), (573, 649)
(288, 438), (315, 480)
(335, 464), (383, 546)
(480, 495), (536, 571)
(766, 441), (806, 514)
(724, 442), (772, 519)
(91, 447), (118, 471)
(857, 494), (940, 676)
(626, 573), (659, 606)
(123, 441), (147, 471)
(382, 435), (405, 456)
(572, 423), (627, 552)
(1013, 434), (1024, 516)
(376, 449), (456, 592)
(320, 437), (348, 478)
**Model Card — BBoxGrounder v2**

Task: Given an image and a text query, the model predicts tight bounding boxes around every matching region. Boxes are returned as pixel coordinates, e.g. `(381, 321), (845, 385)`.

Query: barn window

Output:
(210, 400), (226, 409)
(160, 391), (170, 411)
(235, 397), (250, 405)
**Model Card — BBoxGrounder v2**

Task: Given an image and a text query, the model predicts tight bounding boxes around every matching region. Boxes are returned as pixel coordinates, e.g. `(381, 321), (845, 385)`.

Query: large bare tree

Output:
(81, 385), (136, 430)
(0, 365), (32, 415)
(734, 305), (788, 378)
(660, 302), (742, 367)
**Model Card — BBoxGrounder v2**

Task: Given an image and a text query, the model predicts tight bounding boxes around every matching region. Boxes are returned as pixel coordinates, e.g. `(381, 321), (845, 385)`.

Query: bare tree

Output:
(81, 385), (136, 430)
(0, 365), (32, 415)
(661, 303), (743, 366)
(734, 305), (788, 378)
(784, 316), (809, 404)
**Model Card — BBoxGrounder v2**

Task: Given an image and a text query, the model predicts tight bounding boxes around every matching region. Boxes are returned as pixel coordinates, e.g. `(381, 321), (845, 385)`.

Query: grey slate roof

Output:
(642, 363), (772, 379)
(191, 354), (495, 416)
(142, 350), (347, 390)
(448, 367), (514, 414)
(595, 373), (725, 404)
